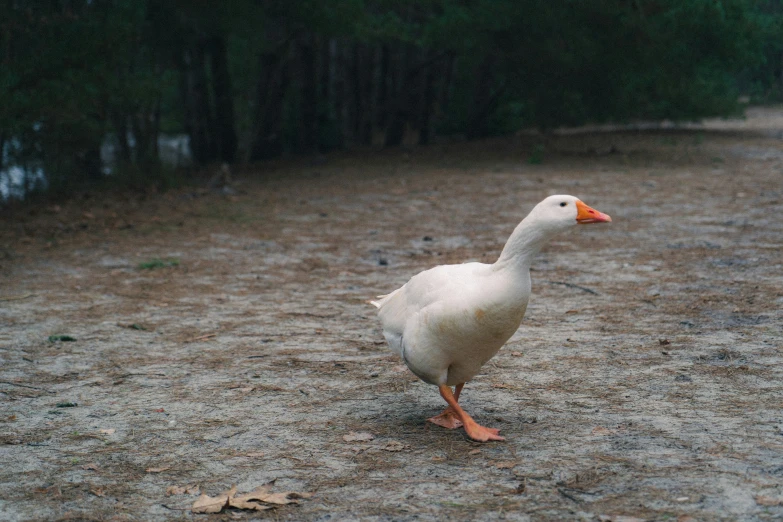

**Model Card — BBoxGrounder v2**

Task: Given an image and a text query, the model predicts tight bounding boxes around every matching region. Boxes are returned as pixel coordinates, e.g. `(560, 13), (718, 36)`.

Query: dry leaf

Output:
(343, 431), (374, 442)
(592, 426), (615, 436)
(755, 495), (782, 506)
(167, 486), (186, 496)
(99, 428), (115, 435)
(228, 497), (273, 511)
(494, 461), (516, 469)
(81, 463), (99, 471)
(90, 487), (106, 497)
(192, 483), (312, 514)
(383, 440), (406, 452)
(167, 484), (200, 496)
(146, 466), (171, 473)
(510, 351), (523, 357)
(469, 449), (481, 455)
(228, 485), (275, 511)
(192, 486), (236, 514)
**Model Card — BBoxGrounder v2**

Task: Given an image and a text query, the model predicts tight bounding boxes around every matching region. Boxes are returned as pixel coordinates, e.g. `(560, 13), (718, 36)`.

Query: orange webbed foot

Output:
(427, 407), (464, 429)
(464, 422), (505, 442)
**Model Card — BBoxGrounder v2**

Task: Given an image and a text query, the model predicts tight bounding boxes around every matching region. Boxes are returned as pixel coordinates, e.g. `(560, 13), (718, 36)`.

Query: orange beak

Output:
(576, 200), (612, 224)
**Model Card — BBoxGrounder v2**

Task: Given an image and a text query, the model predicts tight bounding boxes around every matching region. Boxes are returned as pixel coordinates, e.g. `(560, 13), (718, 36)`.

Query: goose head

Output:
(528, 195), (612, 232)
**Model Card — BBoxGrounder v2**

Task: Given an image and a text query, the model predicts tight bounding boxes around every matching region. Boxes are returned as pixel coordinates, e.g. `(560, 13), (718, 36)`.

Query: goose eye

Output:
(559, 202), (567, 207)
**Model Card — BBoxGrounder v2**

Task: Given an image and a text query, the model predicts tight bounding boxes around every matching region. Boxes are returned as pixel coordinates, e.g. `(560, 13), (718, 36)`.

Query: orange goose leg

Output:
(427, 383), (465, 429)
(430, 384), (504, 442)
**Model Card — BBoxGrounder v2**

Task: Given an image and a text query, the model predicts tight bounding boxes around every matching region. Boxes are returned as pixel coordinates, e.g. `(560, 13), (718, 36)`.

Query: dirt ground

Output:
(1, 107), (782, 521)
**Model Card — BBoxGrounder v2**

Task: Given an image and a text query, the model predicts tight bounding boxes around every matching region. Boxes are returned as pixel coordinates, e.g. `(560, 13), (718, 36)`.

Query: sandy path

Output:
(1, 108), (782, 521)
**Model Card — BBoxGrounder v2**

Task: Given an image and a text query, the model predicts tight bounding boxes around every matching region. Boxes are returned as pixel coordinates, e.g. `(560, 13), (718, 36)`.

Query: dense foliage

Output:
(0, 0), (780, 196)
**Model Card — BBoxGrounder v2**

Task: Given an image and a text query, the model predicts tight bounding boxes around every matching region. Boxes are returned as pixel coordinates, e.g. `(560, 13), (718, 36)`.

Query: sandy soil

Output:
(1, 107), (782, 521)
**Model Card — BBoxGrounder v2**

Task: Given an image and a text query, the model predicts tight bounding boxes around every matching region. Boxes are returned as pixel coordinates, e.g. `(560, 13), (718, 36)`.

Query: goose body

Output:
(372, 195), (611, 441)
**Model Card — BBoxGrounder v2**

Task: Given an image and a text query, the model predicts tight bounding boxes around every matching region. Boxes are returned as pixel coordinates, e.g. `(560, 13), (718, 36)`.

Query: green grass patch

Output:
(48, 335), (76, 342)
(138, 258), (180, 270)
(528, 144), (545, 164)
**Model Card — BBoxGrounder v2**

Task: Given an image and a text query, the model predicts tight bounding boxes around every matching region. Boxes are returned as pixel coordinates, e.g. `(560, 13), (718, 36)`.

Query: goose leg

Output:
(427, 383), (465, 429)
(436, 384), (504, 442)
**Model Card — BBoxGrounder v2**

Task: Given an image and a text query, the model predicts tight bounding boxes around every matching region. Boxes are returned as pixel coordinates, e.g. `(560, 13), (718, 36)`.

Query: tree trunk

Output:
(336, 41), (353, 146)
(437, 51), (456, 120)
(111, 112), (132, 164)
(376, 44), (390, 130)
(298, 32), (318, 155)
(207, 35), (237, 163)
(80, 143), (103, 182)
(247, 47), (289, 162)
(358, 45), (374, 145)
(180, 41), (215, 164)
(466, 53), (500, 140)
(385, 45), (416, 147)
(418, 51), (437, 146)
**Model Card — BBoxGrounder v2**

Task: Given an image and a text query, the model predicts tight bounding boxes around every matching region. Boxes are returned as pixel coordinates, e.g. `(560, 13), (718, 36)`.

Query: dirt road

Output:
(1, 107), (782, 520)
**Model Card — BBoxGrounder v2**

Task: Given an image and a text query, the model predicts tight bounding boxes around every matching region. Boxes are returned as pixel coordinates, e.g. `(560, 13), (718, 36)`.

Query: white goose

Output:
(371, 195), (611, 441)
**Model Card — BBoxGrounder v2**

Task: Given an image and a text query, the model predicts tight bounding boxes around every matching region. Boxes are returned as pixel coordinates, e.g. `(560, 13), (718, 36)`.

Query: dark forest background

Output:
(1, 0), (782, 199)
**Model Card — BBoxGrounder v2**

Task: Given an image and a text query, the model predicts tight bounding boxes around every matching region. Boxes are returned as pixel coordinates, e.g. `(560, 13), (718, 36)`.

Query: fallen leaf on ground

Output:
(192, 483), (312, 514)
(382, 440), (406, 452)
(34, 485), (61, 497)
(592, 426), (615, 436)
(167, 484), (200, 496)
(469, 449), (481, 455)
(146, 466), (171, 473)
(81, 463), (99, 471)
(99, 428), (115, 435)
(343, 431), (374, 442)
(192, 486), (236, 514)
(510, 351), (523, 356)
(755, 495), (782, 506)
(90, 487), (106, 497)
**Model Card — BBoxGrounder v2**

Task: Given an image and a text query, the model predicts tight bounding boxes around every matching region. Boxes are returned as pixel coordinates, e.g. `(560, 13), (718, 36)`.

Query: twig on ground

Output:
(0, 380), (50, 391)
(557, 487), (581, 503)
(0, 293), (35, 302)
(546, 281), (599, 295)
(184, 333), (217, 343)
